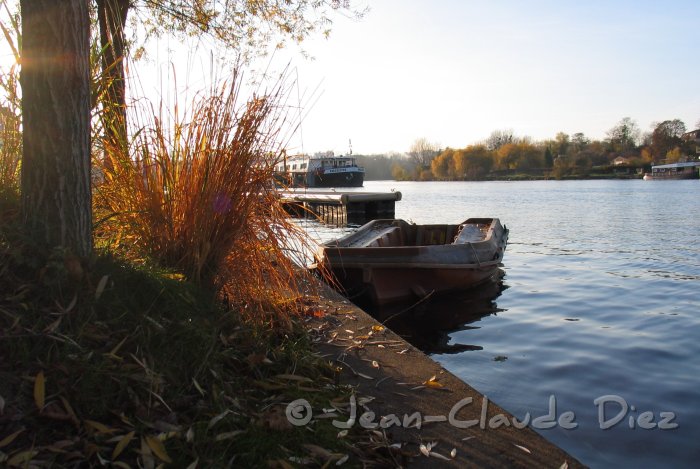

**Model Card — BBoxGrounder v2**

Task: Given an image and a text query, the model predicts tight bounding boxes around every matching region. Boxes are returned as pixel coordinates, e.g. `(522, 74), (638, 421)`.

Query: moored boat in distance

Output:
(314, 218), (508, 305)
(275, 152), (364, 188)
(643, 161), (700, 180)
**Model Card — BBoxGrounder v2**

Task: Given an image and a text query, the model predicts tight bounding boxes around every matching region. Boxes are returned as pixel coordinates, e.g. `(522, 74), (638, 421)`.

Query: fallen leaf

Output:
(514, 444), (531, 454)
(337, 430), (348, 438)
(192, 378), (206, 396)
(207, 410), (231, 429)
(371, 361), (379, 368)
(7, 450), (38, 466)
(34, 371), (45, 410)
(145, 435), (172, 463)
(429, 451), (451, 461)
(112, 431), (135, 460)
(43, 317), (62, 333)
(95, 275), (109, 300)
(59, 397), (79, 426)
(185, 458), (199, 469)
(272, 459), (295, 469)
(303, 444), (332, 459)
(450, 448), (457, 458)
(419, 443), (430, 457)
(372, 325), (385, 332)
(215, 431), (244, 441)
(84, 420), (116, 434)
(336, 454), (349, 465)
(559, 462), (569, 469)
(139, 437), (155, 469)
(0, 428), (24, 448)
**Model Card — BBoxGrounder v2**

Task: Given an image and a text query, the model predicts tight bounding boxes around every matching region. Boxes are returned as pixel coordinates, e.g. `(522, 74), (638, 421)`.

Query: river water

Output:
(298, 179), (700, 468)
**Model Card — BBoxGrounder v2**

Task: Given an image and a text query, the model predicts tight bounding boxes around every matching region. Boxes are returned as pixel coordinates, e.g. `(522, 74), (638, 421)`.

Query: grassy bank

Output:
(0, 219), (373, 467)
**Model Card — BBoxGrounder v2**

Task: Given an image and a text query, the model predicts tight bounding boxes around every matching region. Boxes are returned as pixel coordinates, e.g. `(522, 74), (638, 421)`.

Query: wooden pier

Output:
(278, 190), (402, 225)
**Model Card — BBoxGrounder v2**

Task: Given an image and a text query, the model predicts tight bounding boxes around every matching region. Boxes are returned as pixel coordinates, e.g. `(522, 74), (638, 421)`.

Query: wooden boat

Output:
(314, 218), (508, 305)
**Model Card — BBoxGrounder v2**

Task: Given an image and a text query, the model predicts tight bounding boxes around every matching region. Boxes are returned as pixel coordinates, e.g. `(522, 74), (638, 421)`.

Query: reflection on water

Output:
(359, 273), (507, 355)
(299, 180), (700, 468)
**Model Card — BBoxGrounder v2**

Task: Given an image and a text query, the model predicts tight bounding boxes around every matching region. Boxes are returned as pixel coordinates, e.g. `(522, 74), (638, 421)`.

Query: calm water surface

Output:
(299, 180), (700, 468)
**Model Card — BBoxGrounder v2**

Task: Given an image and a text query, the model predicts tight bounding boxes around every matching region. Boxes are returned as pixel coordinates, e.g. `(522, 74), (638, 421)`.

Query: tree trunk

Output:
(96, 0), (130, 156)
(20, 0), (92, 258)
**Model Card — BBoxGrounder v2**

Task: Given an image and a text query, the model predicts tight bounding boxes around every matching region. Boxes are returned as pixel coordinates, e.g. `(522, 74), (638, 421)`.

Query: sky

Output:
(2, 1), (699, 156)
(270, 0), (700, 155)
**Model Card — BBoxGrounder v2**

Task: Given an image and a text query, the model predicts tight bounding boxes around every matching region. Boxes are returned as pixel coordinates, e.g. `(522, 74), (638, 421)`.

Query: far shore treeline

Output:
(352, 117), (700, 181)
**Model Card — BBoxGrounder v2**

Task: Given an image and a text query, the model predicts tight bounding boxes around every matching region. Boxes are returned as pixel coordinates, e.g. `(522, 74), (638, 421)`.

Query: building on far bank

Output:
(681, 129), (700, 155)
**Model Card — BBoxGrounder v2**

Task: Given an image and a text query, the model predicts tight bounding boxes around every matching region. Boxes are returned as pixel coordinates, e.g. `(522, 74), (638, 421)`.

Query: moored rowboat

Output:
(314, 218), (508, 305)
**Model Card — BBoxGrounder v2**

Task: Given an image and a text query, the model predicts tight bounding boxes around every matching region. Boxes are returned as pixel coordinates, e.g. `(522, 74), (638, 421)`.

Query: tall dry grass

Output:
(93, 71), (314, 320)
(0, 1), (21, 206)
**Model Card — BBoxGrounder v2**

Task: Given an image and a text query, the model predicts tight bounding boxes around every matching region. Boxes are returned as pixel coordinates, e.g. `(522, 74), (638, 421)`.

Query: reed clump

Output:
(94, 72), (313, 320)
(0, 3), (20, 208)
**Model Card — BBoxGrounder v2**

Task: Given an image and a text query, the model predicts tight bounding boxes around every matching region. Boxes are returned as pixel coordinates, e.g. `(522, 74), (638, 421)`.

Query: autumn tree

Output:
(495, 141), (542, 171)
(650, 119), (686, 162)
(95, 0), (361, 152)
(607, 117), (640, 154)
(430, 148), (455, 179)
(571, 132), (590, 152)
(453, 145), (493, 179)
(20, 0), (92, 257)
(407, 137), (440, 169)
(485, 129), (515, 151)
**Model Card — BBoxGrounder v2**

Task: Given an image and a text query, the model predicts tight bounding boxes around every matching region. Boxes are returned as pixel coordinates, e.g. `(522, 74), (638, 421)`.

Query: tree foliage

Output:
(606, 117), (640, 153)
(407, 137), (440, 168)
(650, 119), (686, 162)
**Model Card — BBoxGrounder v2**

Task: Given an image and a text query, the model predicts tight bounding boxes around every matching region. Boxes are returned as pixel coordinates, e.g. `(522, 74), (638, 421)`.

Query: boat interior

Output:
(342, 219), (492, 248)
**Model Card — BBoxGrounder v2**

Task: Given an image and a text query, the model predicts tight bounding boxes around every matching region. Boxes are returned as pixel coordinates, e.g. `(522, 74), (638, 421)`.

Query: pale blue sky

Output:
(3, 1), (698, 156)
(281, 0), (700, 154)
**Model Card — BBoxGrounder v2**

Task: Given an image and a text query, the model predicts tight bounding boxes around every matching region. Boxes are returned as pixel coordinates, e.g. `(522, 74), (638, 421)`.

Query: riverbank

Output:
(306, 280), (585, 467)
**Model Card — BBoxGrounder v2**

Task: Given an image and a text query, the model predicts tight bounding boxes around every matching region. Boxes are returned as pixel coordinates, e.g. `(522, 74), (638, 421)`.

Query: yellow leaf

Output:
(112, 431), (135, 460)
(423, 380), (444, 389)
(0, 428), (24, 448)
(34, 371), (45, 410)
(84, 420), (116, 434)
(7, 450), (38, 466)
(372, 325), (385, 332)
(145, 436), (172, 463)
(60, 396), (78, 425)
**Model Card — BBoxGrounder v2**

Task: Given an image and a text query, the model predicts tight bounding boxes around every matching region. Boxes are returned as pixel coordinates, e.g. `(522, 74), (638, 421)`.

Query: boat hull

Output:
(313, 169), (364, 187)
(643, 171), (699, 180)
(329, 263), (501, 305)
(316, 218), (508, 305)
